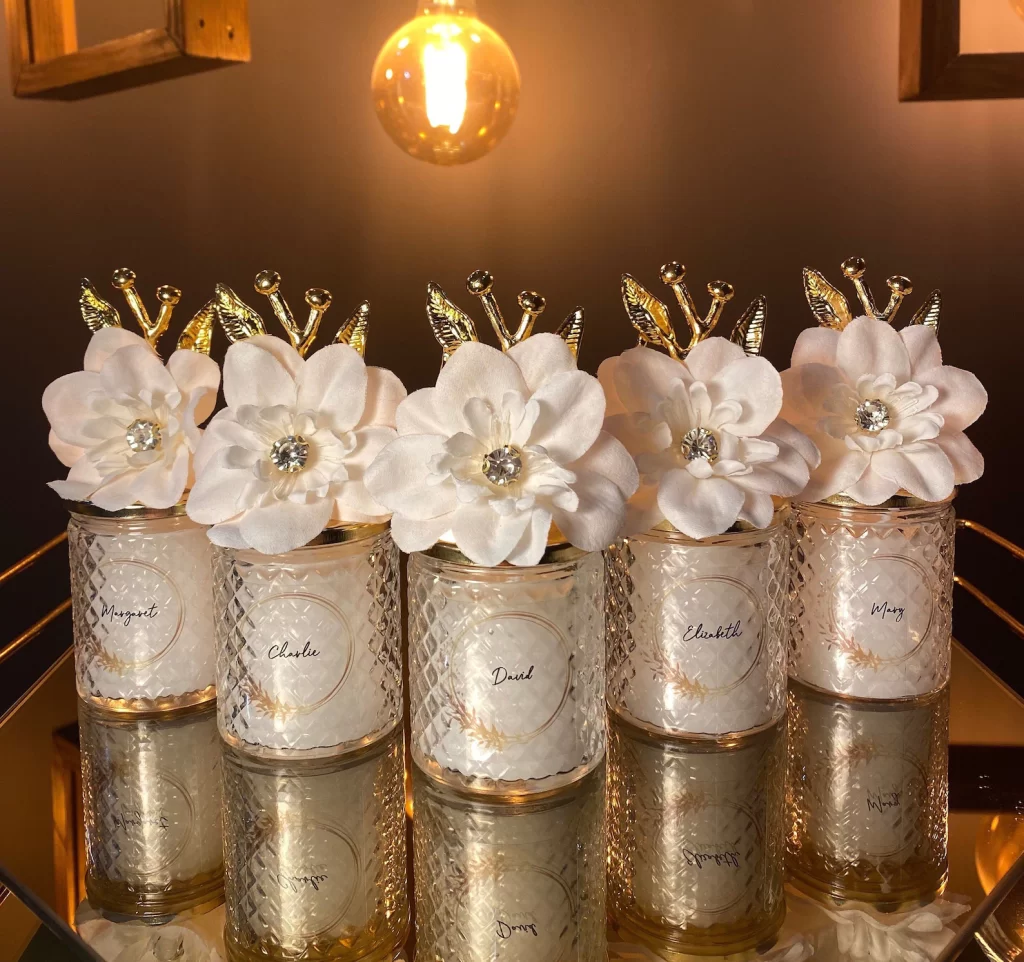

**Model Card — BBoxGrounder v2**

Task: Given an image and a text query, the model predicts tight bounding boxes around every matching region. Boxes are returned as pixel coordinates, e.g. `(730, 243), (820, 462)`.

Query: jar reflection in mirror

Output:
(214, 525), (402, 758)
(605, 511), (788, 738)
(786, 680), (949, 910)
(408, 545), (605, 795)
(413, 764), (606, 961)
(788, 496), (955, 699)
(222, 728), (408, 962)
(79, 700), (223, 918)
(607, 714), (786, 957)
(976, 813), (1024, 961)
(68, 503), (217, 713)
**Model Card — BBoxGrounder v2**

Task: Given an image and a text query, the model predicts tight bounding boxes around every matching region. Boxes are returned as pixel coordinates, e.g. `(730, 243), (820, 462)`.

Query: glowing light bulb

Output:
(371, 0), (520, 165)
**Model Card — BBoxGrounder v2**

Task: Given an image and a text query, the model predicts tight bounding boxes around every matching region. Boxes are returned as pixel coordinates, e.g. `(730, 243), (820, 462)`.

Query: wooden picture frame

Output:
(900, 0), (1024, 100)
(5, 0), (249, 99)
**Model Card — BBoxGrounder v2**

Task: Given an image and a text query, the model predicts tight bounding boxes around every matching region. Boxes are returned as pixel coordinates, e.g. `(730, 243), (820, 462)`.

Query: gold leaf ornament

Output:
(802, 268), (853, 330)
(79, 279), (121, 332)
(333, 300), (371, 356)
(729, 295), (767, 357)
(175, 298), (217, 355)
(621, 274), (679, 357)
(213, 282), (268, 343)
(427, 281), (479, 360)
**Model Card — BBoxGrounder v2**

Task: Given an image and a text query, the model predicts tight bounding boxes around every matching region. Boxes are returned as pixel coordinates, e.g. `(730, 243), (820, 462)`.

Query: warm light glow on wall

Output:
(371, 1), (521, 166)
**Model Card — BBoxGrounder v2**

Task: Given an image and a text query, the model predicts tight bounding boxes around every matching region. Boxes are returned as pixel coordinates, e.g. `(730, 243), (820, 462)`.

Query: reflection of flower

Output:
(599, 340), (818, 539)
(365, 335), (638, 566)
(781, 317), (986, 504)
(187, 335), (405, 554)
(43, 329), (220, 511)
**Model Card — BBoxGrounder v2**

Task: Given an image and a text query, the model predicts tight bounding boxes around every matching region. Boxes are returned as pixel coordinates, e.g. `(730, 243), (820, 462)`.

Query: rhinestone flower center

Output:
(482, 445), (523, 486)
(855, 398), (891, 433)
(681, 427), (719, 463)
(270, 435), (310, 473)
(126, 419), (162, 453)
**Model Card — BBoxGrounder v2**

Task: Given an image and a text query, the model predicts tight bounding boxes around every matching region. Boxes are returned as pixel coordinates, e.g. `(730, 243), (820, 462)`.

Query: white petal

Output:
(738, 489), (776, 529)
(49, 478), (101, 502)
(836, 316), (911, 385)
(566, 431), (639, 499)
(186, 448), (252, 523)
(598, 356), (625, 415)
(527, 370), (606, 463)
(434, 341), (527, 414)
(396, 388), (450, 435)
(364, 435), (457, 519)
(915, 365), (987, 433)
(330, 481), (391, 523)
(222, 339), (299, 410)
(166, 350), (221, 424)
(243, 334), (303, 379)
(870, 443), (955, 502)
(125, 444), (191, 508)
(791, 327), (840, 367)
(552, 469), (628, 551)
(100, 345), (179, 408)
(843, 465), (901, 505)
(658, 470), (745, 539)
(704, 356), (783, 436)
(193, 411), (263, 476)
(42, 371), (105, 448)
(296, 343), (368, 433)
(238, 498), (334, 554)
(684, 337), (745, 383)
(934, 430), (984, 484)
(390, 513), (453, 552)
(623, 483), (664, 536)
(84, 328), (152, 372)
(48, 429), (85, 467)
(900, 325), (943, 373)
(451, 502), (532, 566)
(206, 520), (250, 549)
(802, 435), (871, 502)
(507, 333), (577, 392)
(780, 363), (845, 427)
(359, 367), (407, 429)
(611, 347), (690, 416)
(505, 508), (554, 566)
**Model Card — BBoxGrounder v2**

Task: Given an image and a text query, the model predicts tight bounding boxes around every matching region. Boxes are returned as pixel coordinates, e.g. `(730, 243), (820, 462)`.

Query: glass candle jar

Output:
(606, 512), (788, 737)
(214, 525), (402, 758)
(786, 680), (949, 909)
(408, 543), (605, 796)
(79, 700), (223, 919)
(222, 728), (409, 962)
(607, 714), (786, 957)
(413, 764), (606, 961)
(788, 496), (955, 699)
(68, 502), (217, 713)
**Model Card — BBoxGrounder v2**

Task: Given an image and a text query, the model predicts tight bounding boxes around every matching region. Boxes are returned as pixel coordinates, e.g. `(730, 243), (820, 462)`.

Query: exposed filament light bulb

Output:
(371, 0), (521, 165)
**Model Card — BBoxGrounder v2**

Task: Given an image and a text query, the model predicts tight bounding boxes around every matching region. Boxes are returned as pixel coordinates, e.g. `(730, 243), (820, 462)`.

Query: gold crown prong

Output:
(300, 288), (332, 356)
(254, 270), (302, 352)
(840, 256), (879, 318)
(466, 269), (512, 349)
(702, 280), (734, 337)
(151, 284), (182, 346)
(659, 261), (700, 335)
(111, 268), (164, 346)
(880, 275), (913, 324)
(514, 290), (546, 342)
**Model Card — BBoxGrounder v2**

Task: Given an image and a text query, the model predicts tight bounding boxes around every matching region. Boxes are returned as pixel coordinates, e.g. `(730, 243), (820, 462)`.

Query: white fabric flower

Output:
(781, 316), (986, 504)
(43, 328), (220, 511)
(599, 339), (818, 539)
(187, 335), (406, 554)
(364, 334), (639, 566)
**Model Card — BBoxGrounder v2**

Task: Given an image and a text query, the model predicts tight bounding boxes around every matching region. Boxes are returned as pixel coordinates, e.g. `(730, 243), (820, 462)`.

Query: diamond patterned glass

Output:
(607, 714), (786, 956)
(222, 728), (409, 962)
(788, 498), (955, 699)
(69, 509), (217, 712)
(413, 764), (606, 961)
(79, 700), (223, 918)
(214, 527), (402, 758)
(606, 517), (788, 737)
(786, 680), (949, 908)
(408, 549), (605, 795)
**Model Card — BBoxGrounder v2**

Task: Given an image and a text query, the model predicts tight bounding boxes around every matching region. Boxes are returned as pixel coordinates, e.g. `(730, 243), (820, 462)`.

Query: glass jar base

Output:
(78, 684), (217, 716)
(412, 749), (605, 799)
(224, 923), (409, 962)
(787, 861), (948, 913)
(609, 704), (785, 745)
(86, 869), (223, 920)
(218, 715), (401, 761)
(612, 904), (786, 959)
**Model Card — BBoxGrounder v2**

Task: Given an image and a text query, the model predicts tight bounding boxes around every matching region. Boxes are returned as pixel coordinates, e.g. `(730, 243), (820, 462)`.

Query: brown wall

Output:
(1, 0), (1021, 563)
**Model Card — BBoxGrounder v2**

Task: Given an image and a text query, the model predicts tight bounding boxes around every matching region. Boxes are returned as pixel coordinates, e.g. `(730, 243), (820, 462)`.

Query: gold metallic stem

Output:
(513, 291), (546, 344)
(0, 532), (67, 587)
(659, 262), (700, 336)
(254, 270), (300, 351)
(112, 269), (155, 342)
(841, 256), (879, 318)
(467, 270), (512, 349)
(0, 599), (72, 667)
(151, 285), (182, 346)
(700, 281), (735, 340)
(879, 276), (913, 324)
(958, 518), (1024, 562)
(299, 288), (332, 356)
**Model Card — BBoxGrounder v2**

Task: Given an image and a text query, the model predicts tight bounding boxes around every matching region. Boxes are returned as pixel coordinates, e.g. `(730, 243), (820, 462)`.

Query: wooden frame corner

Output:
(900, 0), (1024, 101)
(5, 0), (250, 100)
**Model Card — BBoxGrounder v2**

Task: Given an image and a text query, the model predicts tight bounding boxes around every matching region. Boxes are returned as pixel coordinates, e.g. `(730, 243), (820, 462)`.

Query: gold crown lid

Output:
(79, 268), (216, 355)
(427, 269), (584, 364)
(213, 271), (369, 357)
(620, 261), (766, 359)
(803, 256), (941, 333)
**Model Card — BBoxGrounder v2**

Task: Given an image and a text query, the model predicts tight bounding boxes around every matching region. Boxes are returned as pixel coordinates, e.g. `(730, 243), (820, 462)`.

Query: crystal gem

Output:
(681, 427), (719, 463)
(125, 419), (162, 453)
(855, 398), (891, 433)
(482, 445), (523, 486)
(270, 435), (310, 473)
